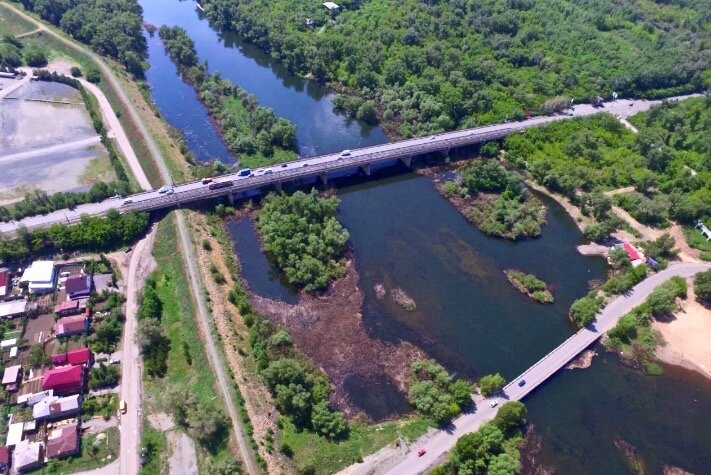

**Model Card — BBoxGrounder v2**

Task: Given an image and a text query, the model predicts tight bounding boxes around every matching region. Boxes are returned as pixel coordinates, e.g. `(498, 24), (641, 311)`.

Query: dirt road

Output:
(119, 226), (157, 475)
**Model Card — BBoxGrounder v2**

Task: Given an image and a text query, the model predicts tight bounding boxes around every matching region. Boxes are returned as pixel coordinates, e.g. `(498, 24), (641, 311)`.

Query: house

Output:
(32, 394), (80, 421)
(54, 313), (89, 338)
(0, 270), (10, 299)
(0, 299), (30, 319)
(65, 275), (92, 300)
(20, 261), (56, 293)
(46, 425), (80, 460)
(2, 365), (22, 392)
(622, 242), (645, 266)
(17, 390), (53, 407)
(51, 348), (92, 367)
(0, 446), (9, 473)
(54, 299), (84, 317)
(42, 365), (83, 395)
(5, 422), (23, 448)
(12, 439), (43, 473)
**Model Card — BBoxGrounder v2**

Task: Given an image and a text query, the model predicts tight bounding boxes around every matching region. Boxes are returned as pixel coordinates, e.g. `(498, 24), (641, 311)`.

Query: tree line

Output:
(16, 0), (147, 75)
(202, 0), (710, 137)
(158, 25), (298, 168)
(0, 210), (149, 263)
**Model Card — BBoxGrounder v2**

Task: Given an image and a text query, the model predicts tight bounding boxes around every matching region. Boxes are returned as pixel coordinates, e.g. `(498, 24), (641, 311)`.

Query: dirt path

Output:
(117, 225), (157, 475)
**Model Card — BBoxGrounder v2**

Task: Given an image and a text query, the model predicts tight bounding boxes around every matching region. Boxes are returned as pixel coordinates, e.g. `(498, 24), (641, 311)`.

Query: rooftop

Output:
(323, 1), (339, 9)
(65, 275), (92, 296)
(20, 260), (55, 284)
(54, 315), (88, 336)
(42, 365), (83, 392)
(5, 422), (24, 447)
(2, 364), (21, 385)
(46, 425), (79, 459)
(13, 439), (43, 470)
(0, 299), (29, 319)
(33, 394), (80, 419)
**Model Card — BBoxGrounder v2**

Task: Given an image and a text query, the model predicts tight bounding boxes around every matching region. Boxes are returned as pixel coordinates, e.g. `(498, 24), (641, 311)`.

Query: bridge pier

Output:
(319, 173), (328, 185)
(360, 163), (371, 176)
(274, 181), (282, 192)
(400, 156), (413, 168)
(227, 192), (235, 205)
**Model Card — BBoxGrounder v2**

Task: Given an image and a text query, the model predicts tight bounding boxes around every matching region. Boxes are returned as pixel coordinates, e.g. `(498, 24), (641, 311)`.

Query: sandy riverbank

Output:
(653, 279), (711, 380)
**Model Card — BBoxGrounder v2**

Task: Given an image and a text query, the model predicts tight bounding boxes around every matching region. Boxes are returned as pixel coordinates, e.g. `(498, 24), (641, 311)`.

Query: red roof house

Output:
(54, 299), (82, 317)
(0, 270), (10, 298)
(0, 445), (9, 472)
(623, 243), (641, 261)
(51, 348), (92, 367)
(46, 425), (80, 459)
(54, 314), (89, 337)
(42, 365), (83, 395)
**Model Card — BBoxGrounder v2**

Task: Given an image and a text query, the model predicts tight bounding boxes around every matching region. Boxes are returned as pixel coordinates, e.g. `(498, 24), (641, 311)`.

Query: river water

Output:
(139, 0), (711, 472)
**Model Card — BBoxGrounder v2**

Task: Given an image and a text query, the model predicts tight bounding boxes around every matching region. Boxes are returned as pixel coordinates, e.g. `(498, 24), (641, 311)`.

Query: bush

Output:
(408, 359), (472, 424)
(86, 68), (101, 83)
(70, 66), (82, 77)
(89, 364), (120, 389)
(569, 293), (604, 327)
(694, 270), (711, 304)
(492, 401), (527, 432)
(23, 46), (47, 67)
(478, 373), (506, 397)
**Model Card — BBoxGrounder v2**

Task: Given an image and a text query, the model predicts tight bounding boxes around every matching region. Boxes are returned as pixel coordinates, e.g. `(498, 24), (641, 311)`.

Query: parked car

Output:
(120, 399), (127, 414)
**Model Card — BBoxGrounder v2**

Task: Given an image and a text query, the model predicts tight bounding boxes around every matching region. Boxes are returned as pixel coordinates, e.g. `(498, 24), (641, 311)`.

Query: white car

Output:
(490, 400), (498, 408)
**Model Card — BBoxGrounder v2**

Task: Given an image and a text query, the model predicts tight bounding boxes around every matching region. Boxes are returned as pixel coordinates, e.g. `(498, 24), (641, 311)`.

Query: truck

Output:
(208, 180), (233, 190)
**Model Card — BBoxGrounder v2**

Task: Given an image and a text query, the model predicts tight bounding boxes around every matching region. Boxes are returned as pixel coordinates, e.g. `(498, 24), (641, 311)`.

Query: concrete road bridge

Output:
(0, 94), (697, 235)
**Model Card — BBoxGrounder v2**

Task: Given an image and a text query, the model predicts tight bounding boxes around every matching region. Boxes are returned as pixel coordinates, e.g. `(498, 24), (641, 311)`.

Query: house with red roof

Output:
(51, 348), (92, 367)
(46, 425), (79, 460)
(0, 270), (10, 300)
(0, 445), (9, 473)
(54, 299), (84, 318)
(54, 313), (89, 338)
(42, 365), (83, 395)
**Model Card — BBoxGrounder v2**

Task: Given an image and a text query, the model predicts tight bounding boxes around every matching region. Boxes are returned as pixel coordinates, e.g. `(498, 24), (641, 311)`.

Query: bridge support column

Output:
(361, 163), (371, 176)
(227, 192), (235, 205)
(400, 156), (413, 168)
(319, 173), (328, 185)
(274, 181), (282, 192)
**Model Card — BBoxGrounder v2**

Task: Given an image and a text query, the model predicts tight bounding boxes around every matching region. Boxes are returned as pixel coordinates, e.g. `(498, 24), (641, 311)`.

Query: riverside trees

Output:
(408, 359), (472, 424)
(258, 190), (350, 292)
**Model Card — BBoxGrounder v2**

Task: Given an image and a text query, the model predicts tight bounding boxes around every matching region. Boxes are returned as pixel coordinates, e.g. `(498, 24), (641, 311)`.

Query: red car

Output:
(417, 448), (426, 457)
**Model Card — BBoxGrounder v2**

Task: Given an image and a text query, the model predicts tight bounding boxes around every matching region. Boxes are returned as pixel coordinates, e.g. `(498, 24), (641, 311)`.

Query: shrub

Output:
(70, 66), (82, 77)
(693, 270), (711, 304)
(569, 293), (604, 327)
(86, 68), (101, 83)
(478, 373), (506, 397)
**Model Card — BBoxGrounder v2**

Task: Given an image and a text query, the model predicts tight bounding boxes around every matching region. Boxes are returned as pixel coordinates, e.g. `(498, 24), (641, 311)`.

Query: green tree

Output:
(23, 46), (47, 67)
(311, 401), (348, 439)
(29, 345), (48, 368)
(478, 373), (506, 397)
(492, 401), (527, 432)
(694, 270), (711, 304)
(647, 286), (678, 316)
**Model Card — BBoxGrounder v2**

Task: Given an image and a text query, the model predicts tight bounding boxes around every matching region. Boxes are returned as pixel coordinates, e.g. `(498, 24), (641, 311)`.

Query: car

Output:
(119, 399), (127, 414)
(111, 194), (123, 199)
(122, 198), (133, 206)
(281, 164), (288, 168)
(158, 185), (172, 194)
(429, 135), (436, 140)
(417, 448), (426, 457)
(303, 163), (309, 167)
(237, 168), (252, 177)
(264, 170), (274, 175)
(201, 178), (213, 185)
(518, 379), (526, 387)
(124, 247), (132, 254)
(490, 400), (498, 408)
(340, 149), (352, 157)
(165, 188), (174, 195)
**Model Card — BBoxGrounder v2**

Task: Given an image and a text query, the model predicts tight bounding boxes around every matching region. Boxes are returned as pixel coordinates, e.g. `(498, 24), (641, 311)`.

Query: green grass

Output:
(48, 427), (120, 474)
(143, 213), (233, 466)
(0, 4), (36, 36)
(683, 225), (711, 261)
(139, 424), (167, 475)
(280, 416), (430, 474)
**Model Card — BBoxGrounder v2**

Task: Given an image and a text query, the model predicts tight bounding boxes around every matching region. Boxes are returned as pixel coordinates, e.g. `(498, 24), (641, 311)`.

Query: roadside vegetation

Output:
(407, 359), (472, 424)
(606, 277), (687, 373)
(0, 209), (149, 262)
(432, 401), (527, 475)
(442, 159), (546, 240)
(504, 270), (554, 303)
(257, 190), (350, 292)
(140, 215), (237, 468)
(694, 270), (711, 304)
(158, 25), (298, 168)
(478, 373), (507, 397)
(15, 0), (146, 75)
(203, 0), (709, 136)
(504, 97), (711, 256)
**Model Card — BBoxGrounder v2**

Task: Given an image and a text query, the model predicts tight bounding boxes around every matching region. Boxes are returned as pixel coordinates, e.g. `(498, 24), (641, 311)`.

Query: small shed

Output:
(2, 365), (22, 391)
(5, 422), (23, 447)
(323, 1), (339, 10)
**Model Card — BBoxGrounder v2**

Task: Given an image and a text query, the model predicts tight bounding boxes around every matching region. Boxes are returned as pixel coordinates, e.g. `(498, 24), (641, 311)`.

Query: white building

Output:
(0, 299), (29, 319)
(5, 422), (23, 447)
(323, 1), (339, 11)
(20, 260), (56, 293)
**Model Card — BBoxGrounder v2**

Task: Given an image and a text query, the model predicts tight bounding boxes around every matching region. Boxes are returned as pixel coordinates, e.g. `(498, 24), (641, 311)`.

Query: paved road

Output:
(119, 226), (156, 475)
(348, 263), (711, 475)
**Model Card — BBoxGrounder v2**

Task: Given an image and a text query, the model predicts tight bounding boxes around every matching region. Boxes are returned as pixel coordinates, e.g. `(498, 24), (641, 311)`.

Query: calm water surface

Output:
(139, 0), (711, 472)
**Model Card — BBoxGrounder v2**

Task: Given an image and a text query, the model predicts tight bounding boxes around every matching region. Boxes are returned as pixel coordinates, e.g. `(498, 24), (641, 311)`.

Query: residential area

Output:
(1, 257), (123, 473)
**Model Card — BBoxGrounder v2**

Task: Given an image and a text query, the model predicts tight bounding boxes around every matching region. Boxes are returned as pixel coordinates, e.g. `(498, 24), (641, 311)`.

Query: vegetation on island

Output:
(408, 359), (472, 424)
(478, 373), (507, 397)
(431, 401), (527, 475)
(606, 277), (687, 373)
(202, 0), (710, 136)
(16, 0), (147, 75)
(0, 210), (149, 262)
(257, 190), (350, 292)
(504, 97), (711, 253)
(504, 270), (554, 303)
(158, 25), (298, 168)
(443, 160), (546, 240)
(694, 270), (711, 304)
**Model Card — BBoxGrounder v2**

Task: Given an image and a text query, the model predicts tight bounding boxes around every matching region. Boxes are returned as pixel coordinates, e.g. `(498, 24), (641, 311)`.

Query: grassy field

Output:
(48, 427), (120, 474)
(280, 416), (430, 474)
(683, 226), (711, 261)
(139, 424), (168, 475)
(143, 213), (234, 468)
(0, 4), (35, 35)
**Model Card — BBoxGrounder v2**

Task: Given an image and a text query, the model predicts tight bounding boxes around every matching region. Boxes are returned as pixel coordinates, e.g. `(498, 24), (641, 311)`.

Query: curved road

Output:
(348, 262), (711, 475)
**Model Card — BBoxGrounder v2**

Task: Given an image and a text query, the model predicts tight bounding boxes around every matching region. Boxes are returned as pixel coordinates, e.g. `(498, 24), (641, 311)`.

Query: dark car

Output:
(518, 380), (526, 387)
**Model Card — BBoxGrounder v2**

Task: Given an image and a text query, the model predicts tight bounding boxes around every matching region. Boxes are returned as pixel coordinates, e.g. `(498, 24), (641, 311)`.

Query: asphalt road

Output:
(353, 262), (711, 475)
(0, 94), (699, 236)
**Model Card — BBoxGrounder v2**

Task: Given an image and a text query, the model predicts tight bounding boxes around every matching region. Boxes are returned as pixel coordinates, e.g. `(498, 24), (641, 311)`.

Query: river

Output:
(138, 0), (711, 472)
